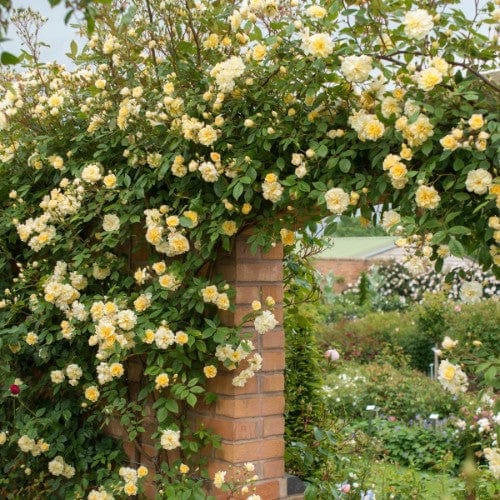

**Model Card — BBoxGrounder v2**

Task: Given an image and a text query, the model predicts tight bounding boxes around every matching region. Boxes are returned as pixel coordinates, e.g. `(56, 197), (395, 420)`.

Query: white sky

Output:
(1, 1), (485, 65)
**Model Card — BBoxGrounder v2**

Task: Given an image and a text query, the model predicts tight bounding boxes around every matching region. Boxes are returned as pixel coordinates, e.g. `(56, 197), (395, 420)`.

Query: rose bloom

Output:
(160, 429), (181, 450)
(215, 292), (230, 310)
(102, 214), (120, 232)
(123, 483), (137, 496)
(254, 310), (278, 334)
(301, 33), (334, 58)
(440, 134), (459, 150)
(81, 163), (102, 183)
(85, 385), (100, 402)
(175, 330), (189, 345)
(441, 336), (458, 350)
(213, 470), (227, 489)
(155, 373), (170, 390)
(201, 285), (218, 303)
(381, 210), (401, 231)
(25, 331), (38, 345)
(137, 465), (148, 478)
(280, 228), (296, 246)
(325, 187), (349, 214)
(306, 4), (327, 18)
(50, 370), (65, 384)
(204, 365), (217, 378)
(465, 168), (492, 195)
(416, 67), (442, 91)
(341, 55), (373, 83)
(415, 185), (440, 209)
(152, 261), (167, 275)
(468, 113), (484, 130)
(102, 173), (117, 188)
(252, 43), (266, 61)
(134, 293), (151, 312)
(221, 220), (238, 236)
(198, 125), (218, 146)
(0, 431), (7, 445)
(109, 362), (124, 378)
(460, 281), (483, 303)
(179, 463), (190, 474)
(325, 349), (340, 361)
(403, 9), (434, 40)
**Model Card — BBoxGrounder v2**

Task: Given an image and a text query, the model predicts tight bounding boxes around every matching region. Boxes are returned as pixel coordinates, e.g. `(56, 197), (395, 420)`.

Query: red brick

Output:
(263, 458), (285, 479)
(263, 244), (283, 260)
(197, 416), (260, 441)
(260, 284), (284, 303)
(215, 438), (284, 462)
(235, 285), (262, 305)
(263, 416), (285, 438)
(254, 479), (283, 500)
(261, 329), (285, 349)
(237, 262), (283, 282)
(208, 372), (258, 396)
(235, 236), (262, 260)
(262, 351), (285, 371)
(214, 261), (236, 282)
(216, 394), (284, 418)
(260, 373), (284, 393)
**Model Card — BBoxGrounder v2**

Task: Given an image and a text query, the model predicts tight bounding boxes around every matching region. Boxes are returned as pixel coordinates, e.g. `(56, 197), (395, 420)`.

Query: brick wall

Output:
(191, 233), (287, 499)
(313, 258), (371, 292)
(109, 231), (289, 498)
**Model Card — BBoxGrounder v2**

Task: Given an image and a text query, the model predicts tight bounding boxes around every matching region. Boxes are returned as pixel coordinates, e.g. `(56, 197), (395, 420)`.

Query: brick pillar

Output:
(190, 232), (287, 499)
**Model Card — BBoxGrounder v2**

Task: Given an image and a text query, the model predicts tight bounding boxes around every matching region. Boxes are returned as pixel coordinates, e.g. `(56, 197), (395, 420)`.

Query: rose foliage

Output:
(0, 0), (498, 496)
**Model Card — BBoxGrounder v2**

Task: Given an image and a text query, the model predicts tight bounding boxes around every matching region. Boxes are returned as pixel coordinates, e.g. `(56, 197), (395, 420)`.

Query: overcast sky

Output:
(2, 1), (485, 65)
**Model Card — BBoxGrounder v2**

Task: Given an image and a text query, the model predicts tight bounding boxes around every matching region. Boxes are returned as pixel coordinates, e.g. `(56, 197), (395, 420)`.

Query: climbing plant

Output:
(0, 0), (498, 496)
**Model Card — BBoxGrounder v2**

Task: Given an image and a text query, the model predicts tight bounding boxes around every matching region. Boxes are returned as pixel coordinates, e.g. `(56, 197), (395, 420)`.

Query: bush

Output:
(316, 310), (416, 364)
(353, 418), (465, 471)
(323, 362), (464, 421)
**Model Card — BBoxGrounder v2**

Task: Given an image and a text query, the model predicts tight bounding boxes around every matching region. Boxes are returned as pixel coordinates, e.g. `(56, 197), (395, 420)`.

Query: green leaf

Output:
(448, 226), (471, 235)
(339, 158), (351, 173)
(186, 393), (197, 407)
(233, 183), (243, 200)
(156, 406), (168, 423)
(165, 399), (179, 413)
(1, 51), (19, 64)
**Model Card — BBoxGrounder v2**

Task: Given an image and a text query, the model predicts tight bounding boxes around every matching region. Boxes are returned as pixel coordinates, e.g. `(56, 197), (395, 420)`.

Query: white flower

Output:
(160, 429), (181, 450)
(50, 370), (65, 384)
(460, 281), (483, 303)
(81, 163), (102, 183)
(210, 56), (245, 93)
(465, 168), (492, 195)
(301, 33), (334, 58)
(381, 210), (401, 232)
(438, 360), (468, 395)
(403, 9), (434, 40)
(254, 310), (278, 334)
(441, 336), (458, 350)
(102, 214), (120, 232)
(341, 55), (373, 83)
(484, 448), (500, 479)
(325, 187), (349, 214)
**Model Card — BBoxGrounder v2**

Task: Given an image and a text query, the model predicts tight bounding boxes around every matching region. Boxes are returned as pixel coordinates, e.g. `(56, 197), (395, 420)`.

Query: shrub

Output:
(355, 418), (465, 471)
(323, 362), (463, 422)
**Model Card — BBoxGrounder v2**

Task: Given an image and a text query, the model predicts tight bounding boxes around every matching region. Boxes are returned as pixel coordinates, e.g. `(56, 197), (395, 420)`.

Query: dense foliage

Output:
(0, 0), (498, 496)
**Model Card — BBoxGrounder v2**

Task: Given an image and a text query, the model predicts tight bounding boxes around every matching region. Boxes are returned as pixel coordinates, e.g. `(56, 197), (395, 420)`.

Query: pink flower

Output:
(341, 483), (351, 493)
(10, 384), (20, 395)
(454, 305), (462, 312)
(325, 349), (340, 362)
